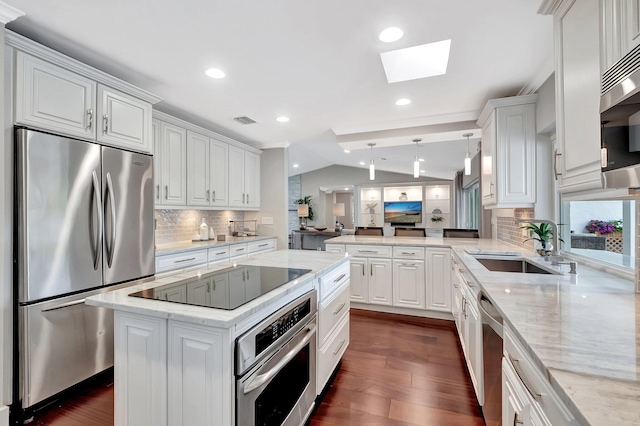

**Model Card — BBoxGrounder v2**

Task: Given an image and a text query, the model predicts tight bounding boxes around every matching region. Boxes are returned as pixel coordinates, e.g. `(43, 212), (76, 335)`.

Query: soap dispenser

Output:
(199, 217), (209, 241)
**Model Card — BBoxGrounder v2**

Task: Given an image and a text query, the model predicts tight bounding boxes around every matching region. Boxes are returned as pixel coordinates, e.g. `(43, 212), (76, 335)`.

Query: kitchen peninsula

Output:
(325, 235), (640, 426)
(86, 250), (350, 426)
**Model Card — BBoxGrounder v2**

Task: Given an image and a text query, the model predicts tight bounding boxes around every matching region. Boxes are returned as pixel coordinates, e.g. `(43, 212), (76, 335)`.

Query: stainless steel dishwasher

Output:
(478, 291), (503, 426)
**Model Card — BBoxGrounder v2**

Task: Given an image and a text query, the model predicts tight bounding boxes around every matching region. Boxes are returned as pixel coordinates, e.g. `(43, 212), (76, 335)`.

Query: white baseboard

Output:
(350, 303), (454, 321)
(0, 405), (9, 426)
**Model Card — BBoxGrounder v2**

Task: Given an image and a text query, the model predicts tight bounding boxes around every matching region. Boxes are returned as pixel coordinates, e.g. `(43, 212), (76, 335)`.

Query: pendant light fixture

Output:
(368, 142), (376, 180)
(463, 133), (473, 176)
(412, 138), (422, 178)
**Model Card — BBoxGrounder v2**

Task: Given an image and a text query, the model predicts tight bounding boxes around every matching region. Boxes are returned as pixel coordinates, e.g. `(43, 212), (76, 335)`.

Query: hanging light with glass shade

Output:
(412, 138), (422, 178)
(463, 133), (473, 176)
(368, 142), (376, 180)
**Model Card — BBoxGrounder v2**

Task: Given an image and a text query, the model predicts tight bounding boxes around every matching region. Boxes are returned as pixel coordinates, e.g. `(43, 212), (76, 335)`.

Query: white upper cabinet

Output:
(228, 146), (246, 207)
(601, 0), (640, 72)
(186, 131), (211, 206)
(155, 112), (259, 210)
(158, 121), (187, 206)
(554, 0), (602, 193)
(229, 146), (261, 209)
(210, 140), (229, 207)
(244, 151), (261, 208)
(15, 52), (97, 140)
(13, 42), (157, 153)
(97, 84), (153, 153)
(477, 95), (537, 208)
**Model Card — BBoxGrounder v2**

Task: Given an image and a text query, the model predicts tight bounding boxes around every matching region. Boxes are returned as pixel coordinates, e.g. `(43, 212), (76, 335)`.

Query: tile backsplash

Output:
(155, 209), (244, 245)
(496, 208), (535, 251)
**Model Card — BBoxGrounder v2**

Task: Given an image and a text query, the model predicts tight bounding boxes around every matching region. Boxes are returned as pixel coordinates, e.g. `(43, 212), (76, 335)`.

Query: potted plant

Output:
(431, 215), (444, 223)
(365, 202), (377, 214)
(520, 222), (564, 255)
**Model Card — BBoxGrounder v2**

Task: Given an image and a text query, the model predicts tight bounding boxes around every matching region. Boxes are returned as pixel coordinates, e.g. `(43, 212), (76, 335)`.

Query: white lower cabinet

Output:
(349, 256), (392, 305)
(168, 322), (229, 426)
(317, 314), (349, 395)
(503, 326), (577, 426)
(426, 248), (452, 312)
(392, 259), (425, 309)
(114, 312), (167, 426)
(462, 286), (483, 405)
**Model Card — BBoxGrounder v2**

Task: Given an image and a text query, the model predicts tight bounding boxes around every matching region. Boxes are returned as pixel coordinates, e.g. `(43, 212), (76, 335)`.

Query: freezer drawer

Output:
(20, 290), (114, 408)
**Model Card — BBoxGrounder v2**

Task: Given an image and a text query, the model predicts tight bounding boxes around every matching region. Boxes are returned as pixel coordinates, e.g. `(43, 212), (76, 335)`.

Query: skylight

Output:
(380, 39), (451, 83)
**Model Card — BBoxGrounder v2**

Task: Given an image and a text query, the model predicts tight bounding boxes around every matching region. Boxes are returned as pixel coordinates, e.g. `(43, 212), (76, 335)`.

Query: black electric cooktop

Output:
(129, 265), (312, 310)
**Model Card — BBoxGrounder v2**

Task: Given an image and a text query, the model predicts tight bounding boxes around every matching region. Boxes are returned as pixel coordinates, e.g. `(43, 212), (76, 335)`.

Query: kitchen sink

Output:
(474, 257), (560, 275)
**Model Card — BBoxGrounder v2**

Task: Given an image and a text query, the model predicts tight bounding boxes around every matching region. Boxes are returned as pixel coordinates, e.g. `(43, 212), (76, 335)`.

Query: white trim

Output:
(153, 110), (262, 155)
(4, 30), (162, 105)
(518, 55), (555, 96)
(476, 94), (538, 127)
(0, 2), (23, 25)
(538, 0), (563, 15)
(350, 302), (454, 321)
(0, 405), (8, 426)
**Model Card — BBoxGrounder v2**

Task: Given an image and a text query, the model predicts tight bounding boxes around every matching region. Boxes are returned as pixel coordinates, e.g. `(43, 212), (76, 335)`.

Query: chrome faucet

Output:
(516, 218), (563, 262)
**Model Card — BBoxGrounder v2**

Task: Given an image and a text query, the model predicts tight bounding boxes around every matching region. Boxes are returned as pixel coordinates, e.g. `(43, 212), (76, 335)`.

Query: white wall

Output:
(245, 148), (289, 249)
(570, 201), (623, 233)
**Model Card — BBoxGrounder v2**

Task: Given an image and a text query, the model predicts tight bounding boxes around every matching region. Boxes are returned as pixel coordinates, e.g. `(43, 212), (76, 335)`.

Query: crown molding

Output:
(0, 2), (24, 25)
(537, 0), (563, 15)
(477, 94), (538, 127)
(5, 30), (162, 104)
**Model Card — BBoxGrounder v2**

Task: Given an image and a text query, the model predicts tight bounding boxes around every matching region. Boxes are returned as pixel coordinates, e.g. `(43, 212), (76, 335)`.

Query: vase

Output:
(368, 208), (375, 214)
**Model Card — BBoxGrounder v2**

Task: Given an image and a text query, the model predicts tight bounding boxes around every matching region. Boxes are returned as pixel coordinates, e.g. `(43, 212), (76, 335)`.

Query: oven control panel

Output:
(255, 298), (311, 355)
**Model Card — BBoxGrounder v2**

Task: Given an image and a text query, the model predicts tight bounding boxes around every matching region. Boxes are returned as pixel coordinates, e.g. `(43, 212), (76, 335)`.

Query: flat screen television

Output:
(383, 201), (423, 224)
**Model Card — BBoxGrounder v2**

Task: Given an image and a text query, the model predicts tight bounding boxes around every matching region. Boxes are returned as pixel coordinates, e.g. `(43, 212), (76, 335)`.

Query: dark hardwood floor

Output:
(25, 309), (484, 426)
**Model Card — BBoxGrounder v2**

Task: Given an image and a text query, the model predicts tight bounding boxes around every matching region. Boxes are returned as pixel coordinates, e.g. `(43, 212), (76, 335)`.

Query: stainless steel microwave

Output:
(601, 45), (640, 189)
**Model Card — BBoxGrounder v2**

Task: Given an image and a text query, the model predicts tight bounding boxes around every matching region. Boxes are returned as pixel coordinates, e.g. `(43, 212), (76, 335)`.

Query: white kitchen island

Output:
(86, 250), (350, 426)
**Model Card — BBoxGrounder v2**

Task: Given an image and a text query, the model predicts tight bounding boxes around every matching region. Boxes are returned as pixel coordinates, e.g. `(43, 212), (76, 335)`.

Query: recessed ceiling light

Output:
(395, 98), (411, 106)
(293, 164), (299, 168)
(419, 158), (425, 162)
(380, 39), (451, 83)
(276, 116), (290, 123)
(379, 27), (404, 43)
(344, 149), (351, 153)
(344, 187), (349, 191)
(420, 169), (425, 173)
(359, 161), (365, 166)
(205, 68), (225, 79)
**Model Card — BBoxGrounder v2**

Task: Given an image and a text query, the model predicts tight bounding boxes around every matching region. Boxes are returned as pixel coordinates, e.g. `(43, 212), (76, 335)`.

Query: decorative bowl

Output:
(314, 227), (327, 231)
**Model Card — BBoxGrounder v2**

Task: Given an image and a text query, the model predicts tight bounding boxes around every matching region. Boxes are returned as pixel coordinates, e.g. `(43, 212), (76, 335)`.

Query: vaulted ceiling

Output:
(4, 0), (553, 180)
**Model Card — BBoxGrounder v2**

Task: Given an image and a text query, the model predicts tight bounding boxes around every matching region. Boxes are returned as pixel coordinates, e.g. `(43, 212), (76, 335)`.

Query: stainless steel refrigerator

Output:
(14, 128), (155, 410)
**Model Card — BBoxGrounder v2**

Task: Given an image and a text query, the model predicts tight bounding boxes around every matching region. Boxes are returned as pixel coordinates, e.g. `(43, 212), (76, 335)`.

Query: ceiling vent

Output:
(233, 116), (256, 125)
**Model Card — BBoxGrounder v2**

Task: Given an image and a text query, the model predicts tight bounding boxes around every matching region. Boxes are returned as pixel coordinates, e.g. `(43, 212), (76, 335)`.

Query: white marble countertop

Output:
(326, 235), (640, 426)
(156, 235), (275, 256)
(86, 250), (348, 329)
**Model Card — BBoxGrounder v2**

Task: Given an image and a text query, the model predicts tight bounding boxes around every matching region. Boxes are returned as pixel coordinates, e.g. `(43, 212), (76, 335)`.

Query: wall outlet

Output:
(262, 217), (274, 225)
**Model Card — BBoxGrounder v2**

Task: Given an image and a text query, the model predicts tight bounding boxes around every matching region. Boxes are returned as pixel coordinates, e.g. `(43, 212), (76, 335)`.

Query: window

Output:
(462, 182), (479, 229)
(560, 199), (635, 270)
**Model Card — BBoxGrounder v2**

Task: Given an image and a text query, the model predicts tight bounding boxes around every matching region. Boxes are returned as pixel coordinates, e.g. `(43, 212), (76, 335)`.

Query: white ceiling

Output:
(4, 0), (553, 180)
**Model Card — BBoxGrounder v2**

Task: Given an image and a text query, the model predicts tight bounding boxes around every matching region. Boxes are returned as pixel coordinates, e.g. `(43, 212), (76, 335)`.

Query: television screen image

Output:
(384, 201), (423, 223)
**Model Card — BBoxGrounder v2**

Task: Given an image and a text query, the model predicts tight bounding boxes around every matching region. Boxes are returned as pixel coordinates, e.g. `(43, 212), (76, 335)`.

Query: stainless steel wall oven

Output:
(236, 291), (317, 426)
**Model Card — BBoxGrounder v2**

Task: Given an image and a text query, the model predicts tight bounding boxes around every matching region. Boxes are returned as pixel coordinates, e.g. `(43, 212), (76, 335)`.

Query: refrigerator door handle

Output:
(92, 171), (104, 271)
(105, 172), (117, 268)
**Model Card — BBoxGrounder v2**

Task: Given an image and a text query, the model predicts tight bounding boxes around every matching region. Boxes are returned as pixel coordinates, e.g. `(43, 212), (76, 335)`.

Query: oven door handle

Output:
(243, 323), (317, 395)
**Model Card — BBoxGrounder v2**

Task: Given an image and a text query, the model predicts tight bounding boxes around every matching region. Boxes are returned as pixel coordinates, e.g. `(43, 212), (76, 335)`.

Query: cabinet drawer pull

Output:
(333, 273), (346, 283)
(215, 251), (226, 255)
(401, 263), (416, 267)
(246, 193), (249, 204)
(164, 185), (168, 200)
(370, 263), (373, 276)
(206, 190), (210, 202)
(174, 257), (196, 263)
(554, 149), (562, 180)
(333, 339), (346, 356)
(400, 251), (416, 255)
(508, 354), (542, 400)
(242, 193), (245, 204)
(212, 190), (216, 201)
(86, 109), (93, 129)
(103, 114), (109, 133)
(361, 264), (365, 276)
(236, 248), (245, 251)
(514, 413), (524, 426)
(333, 303), (346, 316)
(156, 184), (160, 200)
(259, 243), (269, 247)
(358, 250), (378, 253)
